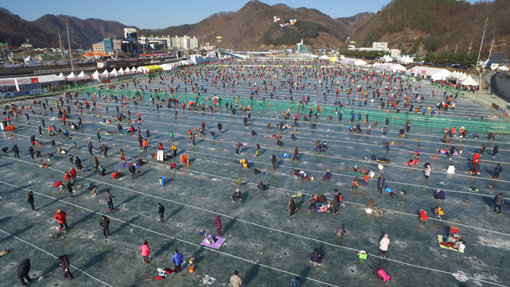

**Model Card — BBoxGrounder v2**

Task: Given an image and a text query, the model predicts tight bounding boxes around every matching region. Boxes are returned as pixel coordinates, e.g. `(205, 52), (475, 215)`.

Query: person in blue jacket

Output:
(290, 275), (301, 287)
(172, 249), (184, 273)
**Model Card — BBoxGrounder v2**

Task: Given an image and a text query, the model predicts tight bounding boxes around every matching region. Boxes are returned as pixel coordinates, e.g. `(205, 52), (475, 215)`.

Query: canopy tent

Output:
(430, 69), (452, 81)
(399, 55), (413, 64)
(58, 72), (65, 79)
(136, 66), (145, 73)
(91, 70), (101, 80)
(110, 68), (119, 77)
(340, 57), (367, 66)
(101, 69), (110, 78)
(37, 74), (64, 83)
(77, 71), (88, 80)
(131, 67), (138, 73)
(409, 66), (450, 80)
(66, 72), (77, 81)
(380, 55), (393, 62)
(118, 67), (125, 74)
(456, 72), (468, 82)
(460, 75), (479, 86)
(373, 62), (406, 72)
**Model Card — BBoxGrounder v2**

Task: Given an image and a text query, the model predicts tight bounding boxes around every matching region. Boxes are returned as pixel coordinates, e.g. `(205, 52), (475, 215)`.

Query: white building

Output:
(139, 35), (171, 50)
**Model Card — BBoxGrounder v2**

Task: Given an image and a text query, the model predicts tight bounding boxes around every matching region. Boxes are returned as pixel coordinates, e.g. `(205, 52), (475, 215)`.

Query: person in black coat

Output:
(58, 254), (73, 279)
(309, 248), (323, 265)
(17, 259), (31, 286)
(157, 203), (165, 223)
(100, 216), (110, 238)
(27, 191), (35, 211)
(271, 154), (277, 169)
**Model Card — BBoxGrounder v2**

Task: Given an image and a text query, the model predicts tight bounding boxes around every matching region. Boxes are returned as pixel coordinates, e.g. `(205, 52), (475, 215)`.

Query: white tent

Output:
(58, 72), (66, 79)
(136, 66), (144, 73)
(408, 66), (449, 79)
(66, 72), (77, 80)
(373, 63), (406, 72)
(430, 69), (452, 81)
(457, 72), (468, 82)
(37, 74), (65, 83)
(399, 55), (413, 64)
(460, 75), (479, 86)
(131, 67), (137, 73)
(118, 67), (125, 74)
(91, 70), (101, 80)
(450, 71), (459, 80)
(381, 55), (393, 62)
(101, 69), (110, 78)
(110, 68), (118, 77)
(77, 71), (87, 80)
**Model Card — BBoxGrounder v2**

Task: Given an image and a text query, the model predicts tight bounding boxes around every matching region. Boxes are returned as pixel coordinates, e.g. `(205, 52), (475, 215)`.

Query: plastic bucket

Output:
(159, 177), (165, 186)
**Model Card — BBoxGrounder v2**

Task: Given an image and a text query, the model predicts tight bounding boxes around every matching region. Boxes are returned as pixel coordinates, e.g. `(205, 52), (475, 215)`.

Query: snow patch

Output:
(201, 275), (217, 285)
(478, 236), (510, 251)
(452, 270), (470, 282)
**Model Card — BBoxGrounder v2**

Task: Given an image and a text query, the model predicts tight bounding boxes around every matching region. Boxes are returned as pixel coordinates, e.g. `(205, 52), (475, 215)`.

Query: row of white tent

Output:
(58, 66), (145, 81)
(408, 66), (479, 86)
(380, 55), (414, 64)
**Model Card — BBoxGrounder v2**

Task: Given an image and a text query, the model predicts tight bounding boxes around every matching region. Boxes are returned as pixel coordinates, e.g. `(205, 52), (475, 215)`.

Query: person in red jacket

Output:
(69, 168), (77, 183)
(140, 241), (151, 264)
(54, 209), (69, 230)
(64, 172), (71, 183)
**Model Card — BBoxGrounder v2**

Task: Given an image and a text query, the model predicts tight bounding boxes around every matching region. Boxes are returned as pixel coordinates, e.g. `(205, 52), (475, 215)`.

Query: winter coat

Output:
(100, 217), (110, 229)
(424, 167), (432, 177)
(215, 216), (222, 230)
(380, 237), (390, 251)
(104, 191), (114, 203)
(140, 244), (151, 256)
(172, 252), (184, 265)
(158, 205), (165, 216)
(55, 211), (67, 223)
(58, 254), (70, 271)
(17, 259), (30, 276)
(494, 194), (504, 205)
(27, 194), (34, 204)
(377, 177), (385, 189)
(310, 251), (323, 263)
(229, 274), (243, 287)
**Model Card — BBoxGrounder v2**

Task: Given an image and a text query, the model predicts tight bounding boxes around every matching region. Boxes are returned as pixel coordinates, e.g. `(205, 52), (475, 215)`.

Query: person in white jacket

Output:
(379, 234), (390, 258)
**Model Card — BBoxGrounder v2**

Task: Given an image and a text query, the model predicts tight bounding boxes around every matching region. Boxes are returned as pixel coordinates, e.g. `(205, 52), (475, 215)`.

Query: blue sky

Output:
(2, 0), (479, 29)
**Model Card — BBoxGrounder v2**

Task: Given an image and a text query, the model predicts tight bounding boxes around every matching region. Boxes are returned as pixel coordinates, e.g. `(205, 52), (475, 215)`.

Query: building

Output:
(124, 28), (138, 40)
(372, 42), (388, 50)
(348, 41), (400, 58)
(92, 41), (105, 53)
(296, 39), (309, 53)
(138, 35), (171, 50)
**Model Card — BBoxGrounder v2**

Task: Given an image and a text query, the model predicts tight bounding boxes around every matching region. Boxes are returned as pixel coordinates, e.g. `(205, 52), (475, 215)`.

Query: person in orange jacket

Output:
(142, 139), (149, 152)
(54, 208), (69, 230)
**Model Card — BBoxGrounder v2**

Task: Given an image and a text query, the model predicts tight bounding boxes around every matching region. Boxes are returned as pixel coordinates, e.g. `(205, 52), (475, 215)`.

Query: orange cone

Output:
(186, 159), (190, 166)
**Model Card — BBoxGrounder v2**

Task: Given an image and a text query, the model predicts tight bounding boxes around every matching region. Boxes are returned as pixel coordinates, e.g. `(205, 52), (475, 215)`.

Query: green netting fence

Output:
(86, 87), (510, 134)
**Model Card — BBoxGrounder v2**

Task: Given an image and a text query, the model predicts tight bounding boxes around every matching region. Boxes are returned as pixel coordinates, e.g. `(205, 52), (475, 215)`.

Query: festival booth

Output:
(91, 70), (101, 81)
(380, 55), (393, 63)
(398, 55), (413, 64)
(101, 69), (110, 78)
(459, 75), (479, 87)
(373, 62), (406, 73)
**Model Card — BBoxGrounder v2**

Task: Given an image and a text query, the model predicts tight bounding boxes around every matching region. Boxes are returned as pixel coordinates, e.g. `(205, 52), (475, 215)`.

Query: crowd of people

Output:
(1, 58), (507, 286)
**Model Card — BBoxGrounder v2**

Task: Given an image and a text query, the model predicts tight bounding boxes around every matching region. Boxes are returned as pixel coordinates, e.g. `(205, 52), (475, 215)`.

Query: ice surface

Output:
(0, 63), (509, 286)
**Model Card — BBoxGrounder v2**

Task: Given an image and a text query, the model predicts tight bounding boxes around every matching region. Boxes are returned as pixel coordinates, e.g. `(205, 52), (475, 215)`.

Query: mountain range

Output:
(1, 0), (509, 56)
